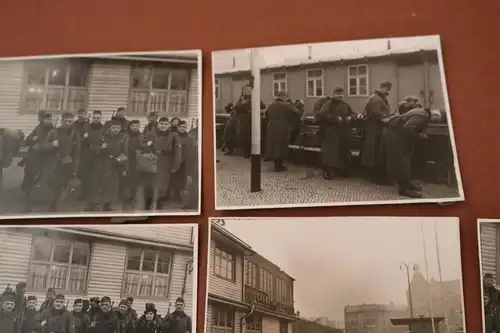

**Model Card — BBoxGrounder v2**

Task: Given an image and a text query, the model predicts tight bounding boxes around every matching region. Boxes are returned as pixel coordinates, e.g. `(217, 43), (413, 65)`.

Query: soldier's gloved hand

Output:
(41, 320), (47, 327)
(147, 141), (153, 146)
(101, 143), (108, 149)
(357, 114), (364, 119)
(83, 133), (89, 139)
(52, 140), (59, 147)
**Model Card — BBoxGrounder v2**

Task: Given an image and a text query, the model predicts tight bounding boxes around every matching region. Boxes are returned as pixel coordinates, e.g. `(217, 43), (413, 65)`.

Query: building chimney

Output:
(308, 45), (312, 60)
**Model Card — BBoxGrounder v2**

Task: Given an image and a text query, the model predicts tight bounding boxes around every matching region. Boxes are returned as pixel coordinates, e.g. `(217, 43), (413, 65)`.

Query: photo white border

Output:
(211, 35), (465, 211)
(202, 221), (212, 333)
(477, 218), (500, 333)
(0, 222), (200, 332)
(206, 216), (467, 333)
(0, 49), (202, 219)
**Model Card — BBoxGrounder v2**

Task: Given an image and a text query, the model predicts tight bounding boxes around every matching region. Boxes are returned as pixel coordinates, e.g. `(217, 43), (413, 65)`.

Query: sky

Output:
(221, 217), (462, 322)
(212, 35), (440, 73)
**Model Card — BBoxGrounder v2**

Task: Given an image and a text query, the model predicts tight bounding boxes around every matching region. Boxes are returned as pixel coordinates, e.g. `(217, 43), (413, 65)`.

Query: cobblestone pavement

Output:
(0, 157), (192, 216)
(216, 150), (460, 208)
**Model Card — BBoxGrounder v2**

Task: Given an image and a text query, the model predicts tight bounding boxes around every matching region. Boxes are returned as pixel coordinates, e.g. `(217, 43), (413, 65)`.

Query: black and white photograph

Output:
(477, 219), (500, 333)
(0, 223), (198, 333)
(0, 50), (201, 219)
(206, 217), (465, 333)
(213, 35), (464, 210)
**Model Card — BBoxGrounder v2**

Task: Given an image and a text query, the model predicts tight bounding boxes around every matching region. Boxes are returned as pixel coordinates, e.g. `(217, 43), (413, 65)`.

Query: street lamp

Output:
(400, 261), (414, 318)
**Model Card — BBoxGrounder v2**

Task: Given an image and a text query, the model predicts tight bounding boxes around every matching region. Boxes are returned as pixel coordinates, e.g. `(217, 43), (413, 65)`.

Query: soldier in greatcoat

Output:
(397, 96), (416, 115)
(263, 92), (302, 172)
(115, 299), (135, 333)
(105, 107), (129, 134)
(221, 103), (237, 155)
(20, 113), (54, 194)
(360, 80), (393, 184)
(72, 299), (91, 333)
(22, 295), (38, 333)
(38, 293), (75, 333)
(163, 298), (191, 333)
(234, 85), (253, 158)
(0, 293), (21, 333)
(140, 117), (182, 210)
(87, 298), (101, 323)
(125, 298), (138, 322)
(90, 296), (119, 333)
(73, 109), (90, 199)
(182, 126), (199, 210)
(142, 112), (158, 137)
(169, 117), (181, 133)
(136, 304), (163, 333)
(123, 120), (142, 207)
(381, 108), (443, 198)
(42, 112), (81, 212)
(169, 120), (197, 203)
(316, 88), (361, 179)
(86, 118), (128, 211)
(39, 288), (56, 313)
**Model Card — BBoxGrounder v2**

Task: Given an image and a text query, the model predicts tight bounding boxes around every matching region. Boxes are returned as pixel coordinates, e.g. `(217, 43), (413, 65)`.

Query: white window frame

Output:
(28, 235), (91, 293)
(212, 304), (235, 333)
(259, 268), (273, 295)
(214, 246), (235, 281)
(23, 61), (89, 114)
(122, 247), (173, 298)
(306, 68), (324, 98)
(244, 258), (258, 288)
(214, 78), (220, 100)
(272, 72), (287, 97)
(347, 64), (369, 97)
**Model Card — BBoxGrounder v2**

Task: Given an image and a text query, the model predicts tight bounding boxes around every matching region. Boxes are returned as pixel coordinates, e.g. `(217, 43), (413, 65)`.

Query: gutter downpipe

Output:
(241, 303), (256, 333)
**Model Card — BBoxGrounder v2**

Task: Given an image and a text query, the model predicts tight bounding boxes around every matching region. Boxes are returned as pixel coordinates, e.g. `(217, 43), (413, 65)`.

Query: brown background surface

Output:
(2, 0), (500, 332)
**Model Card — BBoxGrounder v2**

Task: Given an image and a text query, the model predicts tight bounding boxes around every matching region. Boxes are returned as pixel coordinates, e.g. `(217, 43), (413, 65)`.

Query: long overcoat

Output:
(140, 129), (182, 194)
(39, 308), (75, 333)
(0, 311), (21, 333)
(87, 132), (128, 203)
(316, 98), (357, 169)
(264, 100), (301, 160)
(382, 108), (430, 183)
(361, 91), (391, 169)
(234, 97), (252, 150)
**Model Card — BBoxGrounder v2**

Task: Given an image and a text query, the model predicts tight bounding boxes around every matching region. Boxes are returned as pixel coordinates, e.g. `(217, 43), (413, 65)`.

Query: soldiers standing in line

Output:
(0, 293), (22, 333)
(39, 288), (56, 312)
(115, 299), (135, 333)
(90, 296), (119, 333)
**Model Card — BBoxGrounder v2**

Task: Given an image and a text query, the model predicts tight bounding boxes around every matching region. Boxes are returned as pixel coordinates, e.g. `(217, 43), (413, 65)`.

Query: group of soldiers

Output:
(16, 107), (198, 212)
(0, 282), (192, 333)
(219, 80), (445, 198)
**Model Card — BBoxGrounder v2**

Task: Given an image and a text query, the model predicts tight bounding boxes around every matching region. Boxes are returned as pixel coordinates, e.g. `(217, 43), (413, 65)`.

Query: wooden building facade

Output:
(480, 222), (498, 281)
(0, 54), (200, 135)
(207, 223), (296, 333)
(214, 49), (445, 116)
(0, 225), (196, 315)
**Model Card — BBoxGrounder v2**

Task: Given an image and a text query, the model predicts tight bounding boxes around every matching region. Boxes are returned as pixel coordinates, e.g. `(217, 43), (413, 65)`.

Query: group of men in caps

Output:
(18, 106), (198, 213)
(0, 283), (192, 333)
(219, 80), (446, 198)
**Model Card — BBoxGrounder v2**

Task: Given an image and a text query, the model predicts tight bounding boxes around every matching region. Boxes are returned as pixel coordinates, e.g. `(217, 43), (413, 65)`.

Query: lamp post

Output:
(400, 261), (414, 318)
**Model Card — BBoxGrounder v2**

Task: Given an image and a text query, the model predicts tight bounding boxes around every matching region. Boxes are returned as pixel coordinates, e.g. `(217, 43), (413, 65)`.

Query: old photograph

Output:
(206, 217), (465, 333)
(0, 50), (201, 219)
(213, 35), (464, 210)
(477, 219), (500, 333)
(0, 223), (198, 333)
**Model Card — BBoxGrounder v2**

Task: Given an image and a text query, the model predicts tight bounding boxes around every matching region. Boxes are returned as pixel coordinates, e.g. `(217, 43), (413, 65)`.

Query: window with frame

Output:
(214, 78), (220, 100)
(245, 259), (258, 288)
(211, 304), (235, 333)
(259, 269), (273, 295)
(348, 65), (368, 96)
(23, 60), (88, 113)
(28, 235), (90, 293)
(276, 277), (288, 304)
(306, 69), (324, 97)
(122, 248), (172, 297)
(129, 64), (190, 116)
(246, 314), (262, 333)
(279, 320), (289, 333)
(272, 72), (287, 97)
(214, 247), (235, 281)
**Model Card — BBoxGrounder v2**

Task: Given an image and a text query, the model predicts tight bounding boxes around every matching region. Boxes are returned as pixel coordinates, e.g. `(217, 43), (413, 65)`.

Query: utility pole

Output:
(400, 261), (414, 318)
(249, 49), (262, 192)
